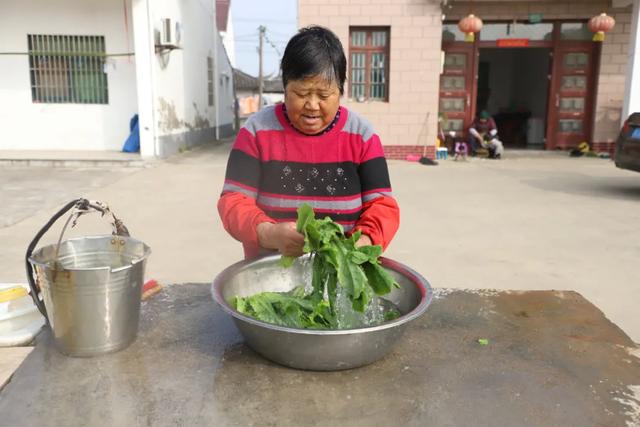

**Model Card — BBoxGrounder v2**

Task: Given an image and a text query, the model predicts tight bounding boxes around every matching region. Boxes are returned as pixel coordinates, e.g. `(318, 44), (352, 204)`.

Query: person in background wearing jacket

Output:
(218, 26), (400, 259)
(468, 110), (504, 159)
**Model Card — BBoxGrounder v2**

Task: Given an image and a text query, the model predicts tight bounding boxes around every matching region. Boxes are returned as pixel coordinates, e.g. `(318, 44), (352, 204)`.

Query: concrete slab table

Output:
(1, 284), (639, 426)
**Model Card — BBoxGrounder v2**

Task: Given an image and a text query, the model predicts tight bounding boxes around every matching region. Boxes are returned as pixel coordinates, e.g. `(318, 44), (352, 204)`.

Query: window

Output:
(349, 27), (389, 101)
(207, 57), (214, 106)
(27, 34), (108, 104)
(442, 24), (465, 42)
(562, 76), (587, 90)
(563, 52), (589, 68)
(560, 23), (592, 40)
(559, 119), (583, 132)
(480, 23), (553, 41)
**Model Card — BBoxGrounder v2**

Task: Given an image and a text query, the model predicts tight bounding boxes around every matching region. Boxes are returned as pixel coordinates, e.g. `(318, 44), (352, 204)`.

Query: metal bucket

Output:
(25, 199), (151, 357)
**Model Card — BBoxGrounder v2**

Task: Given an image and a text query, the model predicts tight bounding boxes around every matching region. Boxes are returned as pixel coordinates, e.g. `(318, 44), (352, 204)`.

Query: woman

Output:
(218, 26), (399, 259)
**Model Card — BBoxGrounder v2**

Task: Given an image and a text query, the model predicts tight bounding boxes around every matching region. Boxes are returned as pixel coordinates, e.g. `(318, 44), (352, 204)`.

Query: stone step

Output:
(0, 151), (149, 168)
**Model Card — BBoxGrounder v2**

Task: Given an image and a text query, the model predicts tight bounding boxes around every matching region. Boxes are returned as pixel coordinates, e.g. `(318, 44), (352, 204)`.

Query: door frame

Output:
(546, 40), (601, 150)
(440, 41), (479, 138)
(440, 20), (601, 150)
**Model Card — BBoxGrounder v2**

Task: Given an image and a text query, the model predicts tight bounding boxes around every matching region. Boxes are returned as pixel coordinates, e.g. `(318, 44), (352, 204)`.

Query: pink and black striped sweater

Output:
(218, 103), (400, 259)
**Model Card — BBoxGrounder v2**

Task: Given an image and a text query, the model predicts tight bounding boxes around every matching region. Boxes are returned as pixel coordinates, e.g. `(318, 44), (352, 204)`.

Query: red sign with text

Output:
(497, 39), (530, 48)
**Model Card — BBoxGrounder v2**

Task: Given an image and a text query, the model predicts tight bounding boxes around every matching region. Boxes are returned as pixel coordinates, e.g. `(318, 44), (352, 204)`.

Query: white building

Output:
(217, 0), (236, 67)
(0, 0), (235, 158)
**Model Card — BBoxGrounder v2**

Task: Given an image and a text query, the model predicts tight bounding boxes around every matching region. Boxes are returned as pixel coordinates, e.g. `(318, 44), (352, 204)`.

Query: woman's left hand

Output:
(355, 233), (372, 248)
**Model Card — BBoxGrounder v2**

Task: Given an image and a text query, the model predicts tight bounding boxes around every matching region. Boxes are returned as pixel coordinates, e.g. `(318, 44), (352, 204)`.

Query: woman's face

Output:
(284, 75), (341, 135)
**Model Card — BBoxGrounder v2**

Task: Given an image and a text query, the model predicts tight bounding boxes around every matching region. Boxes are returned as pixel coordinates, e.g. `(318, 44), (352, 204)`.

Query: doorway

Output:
(440, 21), (600, 151)
(477, 48), (551, 149)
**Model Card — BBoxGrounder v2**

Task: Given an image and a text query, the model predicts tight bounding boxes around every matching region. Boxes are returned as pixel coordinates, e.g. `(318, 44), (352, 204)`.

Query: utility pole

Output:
(258, 25), (265, 111)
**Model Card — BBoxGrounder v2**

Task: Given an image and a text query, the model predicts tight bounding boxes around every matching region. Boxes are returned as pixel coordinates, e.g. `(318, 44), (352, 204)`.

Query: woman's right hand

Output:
(256, 222), (305, 257)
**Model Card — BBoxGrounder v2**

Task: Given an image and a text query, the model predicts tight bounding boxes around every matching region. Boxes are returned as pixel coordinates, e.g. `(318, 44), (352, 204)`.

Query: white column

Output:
(623, 0), (640, 120)
(132, 0), (157, 158)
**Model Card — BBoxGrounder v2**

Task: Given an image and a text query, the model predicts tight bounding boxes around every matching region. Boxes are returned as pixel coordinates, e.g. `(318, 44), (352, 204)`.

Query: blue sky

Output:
(231, 0), (298, 78)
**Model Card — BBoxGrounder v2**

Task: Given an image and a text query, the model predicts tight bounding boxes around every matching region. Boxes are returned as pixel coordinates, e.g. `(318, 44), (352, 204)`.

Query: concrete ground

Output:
(1, 143), (639, 343)
(0, 166), (136, 228)
(0, 149), (144, 167)
(1, 284), (639, 426)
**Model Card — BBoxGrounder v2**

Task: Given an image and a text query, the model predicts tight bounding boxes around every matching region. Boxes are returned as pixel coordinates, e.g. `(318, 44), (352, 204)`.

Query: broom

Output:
(419, 112), (438, 165)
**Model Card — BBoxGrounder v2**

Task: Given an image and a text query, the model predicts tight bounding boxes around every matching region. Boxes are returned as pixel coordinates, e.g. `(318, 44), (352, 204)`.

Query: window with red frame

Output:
(349, 27), (389, 102)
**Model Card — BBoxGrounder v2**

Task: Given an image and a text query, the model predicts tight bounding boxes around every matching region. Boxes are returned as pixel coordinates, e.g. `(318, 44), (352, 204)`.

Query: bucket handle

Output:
(25, 198), (131, 319)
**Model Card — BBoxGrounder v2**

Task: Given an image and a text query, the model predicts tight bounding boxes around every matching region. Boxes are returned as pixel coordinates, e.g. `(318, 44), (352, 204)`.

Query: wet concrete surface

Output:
(1, 284), (639, 426)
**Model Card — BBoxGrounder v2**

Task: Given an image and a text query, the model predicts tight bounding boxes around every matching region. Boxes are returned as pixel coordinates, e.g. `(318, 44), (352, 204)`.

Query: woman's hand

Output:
(355, 233), (372, 248)
(257, 222), (305, 257)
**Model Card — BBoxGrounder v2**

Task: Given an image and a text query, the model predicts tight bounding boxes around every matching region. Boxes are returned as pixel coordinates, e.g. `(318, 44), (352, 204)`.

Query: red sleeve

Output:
(354, 195), (400, 251)
(218, 124), (276, 250)
(354, 132), (400, 251)
(217, 192), (275, 248)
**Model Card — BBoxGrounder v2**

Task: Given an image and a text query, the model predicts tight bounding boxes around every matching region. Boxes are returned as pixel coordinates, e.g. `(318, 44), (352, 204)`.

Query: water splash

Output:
(300, 256), (314, 295)
(334, 284), (395, 329)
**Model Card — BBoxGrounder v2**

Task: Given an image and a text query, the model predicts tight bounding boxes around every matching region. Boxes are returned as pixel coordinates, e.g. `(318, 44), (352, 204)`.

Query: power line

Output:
(236, 33), (288, 44)
(234, 32), (261, 39)
(235, 48), (281, 55)
(266, 29), (295, 39)
(234, 17), (295, 24)
(266, 29), (290, 44)
(264, 32), (283, 56)
(234, 39), (288, 46)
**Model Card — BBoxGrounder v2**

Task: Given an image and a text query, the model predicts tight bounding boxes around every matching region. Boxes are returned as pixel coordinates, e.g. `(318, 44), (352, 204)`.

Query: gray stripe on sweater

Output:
(362, 191), (393, 202)
(223, 182), (257, 198)
(342, 109), (375, 142)
(257, 195), (362, 211)
(243, 105), (283, 136)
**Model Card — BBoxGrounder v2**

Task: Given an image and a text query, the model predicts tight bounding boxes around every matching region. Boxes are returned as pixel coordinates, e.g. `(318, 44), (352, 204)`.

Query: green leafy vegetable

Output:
(234, 204), (401, 329)
(233, 287), (334, 329)
(384, 310), (401, 322)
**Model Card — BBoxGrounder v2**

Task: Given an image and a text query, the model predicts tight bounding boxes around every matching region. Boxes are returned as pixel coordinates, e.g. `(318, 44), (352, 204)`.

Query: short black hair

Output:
(280, 26), (346, 94)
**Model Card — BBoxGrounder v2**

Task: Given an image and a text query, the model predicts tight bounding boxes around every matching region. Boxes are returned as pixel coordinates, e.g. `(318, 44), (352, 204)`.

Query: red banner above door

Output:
(497, 39), (530, 48)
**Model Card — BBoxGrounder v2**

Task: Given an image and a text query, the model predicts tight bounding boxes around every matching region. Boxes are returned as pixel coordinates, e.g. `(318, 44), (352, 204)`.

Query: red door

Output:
(547, 43), (598, 149)
(439, 44), (477, 139)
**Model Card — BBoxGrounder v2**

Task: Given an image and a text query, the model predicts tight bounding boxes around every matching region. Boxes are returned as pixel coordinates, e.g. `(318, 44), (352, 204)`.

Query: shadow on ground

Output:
(522, 174), (640, 201)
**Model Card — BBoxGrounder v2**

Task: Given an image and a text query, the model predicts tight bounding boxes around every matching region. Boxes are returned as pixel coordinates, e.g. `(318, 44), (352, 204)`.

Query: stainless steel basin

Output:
(212, 254), (433, 371)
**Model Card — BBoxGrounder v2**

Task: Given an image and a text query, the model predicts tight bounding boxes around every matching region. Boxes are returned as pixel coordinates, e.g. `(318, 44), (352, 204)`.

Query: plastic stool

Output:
(436, 147), (448, 160)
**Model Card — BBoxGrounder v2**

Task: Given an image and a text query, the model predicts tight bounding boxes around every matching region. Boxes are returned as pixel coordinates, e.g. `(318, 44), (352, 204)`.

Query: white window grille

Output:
(27, 34), (108, 104)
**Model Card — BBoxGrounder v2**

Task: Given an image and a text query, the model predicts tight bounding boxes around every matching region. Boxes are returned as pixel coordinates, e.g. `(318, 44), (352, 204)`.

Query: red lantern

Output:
(458, 14), (483, 42)
(588, 13), (615, 42)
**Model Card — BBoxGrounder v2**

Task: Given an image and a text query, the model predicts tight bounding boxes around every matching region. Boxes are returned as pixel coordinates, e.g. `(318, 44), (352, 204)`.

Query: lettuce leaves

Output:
(233, 204), (399, 329)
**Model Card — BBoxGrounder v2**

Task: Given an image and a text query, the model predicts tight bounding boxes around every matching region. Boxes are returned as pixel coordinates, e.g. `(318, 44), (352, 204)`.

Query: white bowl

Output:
(0, 283), (44, 346)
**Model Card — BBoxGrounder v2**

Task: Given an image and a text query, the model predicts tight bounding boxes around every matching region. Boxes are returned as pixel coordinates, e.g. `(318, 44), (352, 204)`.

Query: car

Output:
(615, 112), (640, 172)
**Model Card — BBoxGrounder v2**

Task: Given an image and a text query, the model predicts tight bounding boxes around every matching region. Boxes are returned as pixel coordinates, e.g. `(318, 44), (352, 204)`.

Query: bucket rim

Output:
(28, 234), (151, 273)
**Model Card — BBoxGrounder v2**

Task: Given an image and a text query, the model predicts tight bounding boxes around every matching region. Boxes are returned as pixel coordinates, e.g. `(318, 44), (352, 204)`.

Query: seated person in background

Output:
(468, 111), (504, 159)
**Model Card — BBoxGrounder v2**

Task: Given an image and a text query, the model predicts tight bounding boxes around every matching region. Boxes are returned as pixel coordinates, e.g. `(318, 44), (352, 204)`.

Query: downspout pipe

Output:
(214, 28), (221, 140)
(145, 0), (158, 156)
